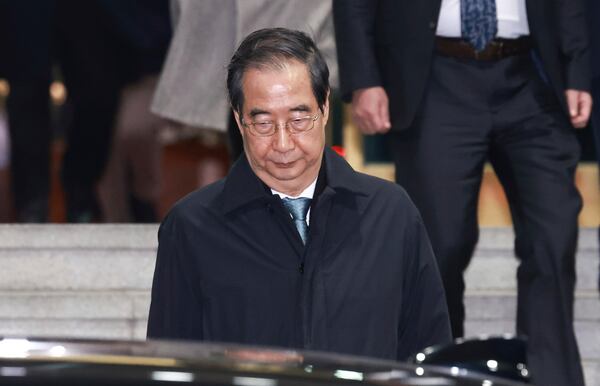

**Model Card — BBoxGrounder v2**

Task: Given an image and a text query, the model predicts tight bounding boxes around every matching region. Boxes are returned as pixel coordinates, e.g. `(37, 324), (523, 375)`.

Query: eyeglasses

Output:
(242, 114), (319, 137)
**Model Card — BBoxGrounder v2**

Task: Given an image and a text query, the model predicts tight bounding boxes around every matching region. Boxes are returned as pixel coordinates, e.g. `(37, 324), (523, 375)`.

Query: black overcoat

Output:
(148, 148), (451, 360)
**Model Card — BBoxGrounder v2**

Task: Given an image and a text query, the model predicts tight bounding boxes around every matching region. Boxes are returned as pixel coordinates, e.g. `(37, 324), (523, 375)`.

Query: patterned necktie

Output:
(281, 197), (312, 245)
(461, 0), (498, 52)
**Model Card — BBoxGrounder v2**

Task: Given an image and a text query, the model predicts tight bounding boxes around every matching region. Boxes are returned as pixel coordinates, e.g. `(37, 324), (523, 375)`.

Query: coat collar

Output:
(321, 147), (369, 196)
(222, 147), (369, 214)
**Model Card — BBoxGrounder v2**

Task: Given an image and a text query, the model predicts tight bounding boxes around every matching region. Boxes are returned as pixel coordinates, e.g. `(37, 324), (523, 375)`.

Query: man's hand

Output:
(565, 89), (592, 128)
(351, 86), (392, 134)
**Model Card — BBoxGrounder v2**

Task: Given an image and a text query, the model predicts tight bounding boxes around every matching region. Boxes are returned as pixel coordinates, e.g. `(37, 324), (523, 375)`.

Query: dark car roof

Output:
(0, 337), (527, 386)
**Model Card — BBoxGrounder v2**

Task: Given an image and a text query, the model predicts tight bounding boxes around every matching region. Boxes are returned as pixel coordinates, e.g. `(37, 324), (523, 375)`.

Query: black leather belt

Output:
(435, 36), (531, 61)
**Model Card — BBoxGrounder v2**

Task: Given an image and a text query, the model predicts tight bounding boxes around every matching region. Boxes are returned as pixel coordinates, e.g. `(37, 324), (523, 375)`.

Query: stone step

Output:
(465, 255), (600, 294)
(4, 246), (595, 291)
(474, 227), (598, 251)
(0, 248), (156, 290)
(0, 291), (150, 319)
(464, 250), (598, 292)
(465, 293), (600, 321)
(582, 362), (600, 386)
(0, 225), (596, 250)
(466, 228), (598, 292)
(0, 318), (145, 340)
(0, 224), (158, 248)
(0, 226), (597, 290)
(1, 291), (597, 323)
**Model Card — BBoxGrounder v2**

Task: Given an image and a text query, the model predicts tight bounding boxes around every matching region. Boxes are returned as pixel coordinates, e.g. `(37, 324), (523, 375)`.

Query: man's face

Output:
(234, 60), (329, 195)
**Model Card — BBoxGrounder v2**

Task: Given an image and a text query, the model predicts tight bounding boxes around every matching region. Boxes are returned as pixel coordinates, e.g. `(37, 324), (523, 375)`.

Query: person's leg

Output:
(98, 76), (162, 223)
(592, 76), (600, 294)
(392, 55), (491, 338)
(489, 55), (584, 386)
(55, 0), (122, 222)
(97, 99), (129, 223)
(0, 112), (11, 222)
(2, 1), (54, 222)
(123, 76), (162, 222)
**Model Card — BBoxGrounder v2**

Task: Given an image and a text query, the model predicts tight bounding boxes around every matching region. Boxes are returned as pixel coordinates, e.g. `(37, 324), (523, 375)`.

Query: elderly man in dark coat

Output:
(147, 28), (451, 360)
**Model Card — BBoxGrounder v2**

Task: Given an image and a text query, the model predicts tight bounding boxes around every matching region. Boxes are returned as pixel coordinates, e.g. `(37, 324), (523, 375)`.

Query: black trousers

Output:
(1, 1), (54, 220)
(592, 76), (600, 294)
(392, 53), (584, 386)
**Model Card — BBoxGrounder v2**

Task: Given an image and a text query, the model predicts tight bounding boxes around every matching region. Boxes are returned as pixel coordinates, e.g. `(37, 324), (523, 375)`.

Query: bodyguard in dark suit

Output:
(148, 28), (452, 360)
(334, 1), (591, 385)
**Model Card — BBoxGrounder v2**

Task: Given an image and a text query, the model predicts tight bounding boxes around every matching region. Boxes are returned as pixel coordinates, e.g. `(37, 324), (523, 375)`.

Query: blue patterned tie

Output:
(281, 197), (311, 245)
(461, 0), (498, 52)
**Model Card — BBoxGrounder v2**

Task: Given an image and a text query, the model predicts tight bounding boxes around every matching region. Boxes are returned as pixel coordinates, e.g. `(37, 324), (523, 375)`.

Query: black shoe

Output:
(17, 199), (48, 223)
(65, 185), (99, 223)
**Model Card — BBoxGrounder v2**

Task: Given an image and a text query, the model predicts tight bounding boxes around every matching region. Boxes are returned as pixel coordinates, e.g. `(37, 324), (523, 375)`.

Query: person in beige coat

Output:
(151, 0), (338, 162)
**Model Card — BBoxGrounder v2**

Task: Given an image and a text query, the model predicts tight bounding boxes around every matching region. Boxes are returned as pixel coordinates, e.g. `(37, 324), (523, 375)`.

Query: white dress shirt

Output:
(436, 0), (530, 38)
(271, 177), (317, 225)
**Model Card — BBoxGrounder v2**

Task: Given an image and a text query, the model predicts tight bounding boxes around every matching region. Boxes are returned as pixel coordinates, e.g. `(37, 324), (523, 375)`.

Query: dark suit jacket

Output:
(588, 0), (600, 165)
(588, 0), (600, 79)
(148, 148), (451, 360)
(334, 0), (591, 130)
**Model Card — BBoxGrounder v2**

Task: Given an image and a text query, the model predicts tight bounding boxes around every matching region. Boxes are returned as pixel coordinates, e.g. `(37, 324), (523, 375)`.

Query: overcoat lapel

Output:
(315, 148), (369, 259)
(316, 187), (362, 259)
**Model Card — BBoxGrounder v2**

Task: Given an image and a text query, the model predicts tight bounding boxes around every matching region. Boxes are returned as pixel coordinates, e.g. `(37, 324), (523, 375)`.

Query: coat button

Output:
(429, 21), (437, 30)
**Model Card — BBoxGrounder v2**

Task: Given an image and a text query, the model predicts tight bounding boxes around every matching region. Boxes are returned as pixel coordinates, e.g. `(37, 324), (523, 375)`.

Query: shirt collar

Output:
(271, 178), (317, 200)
